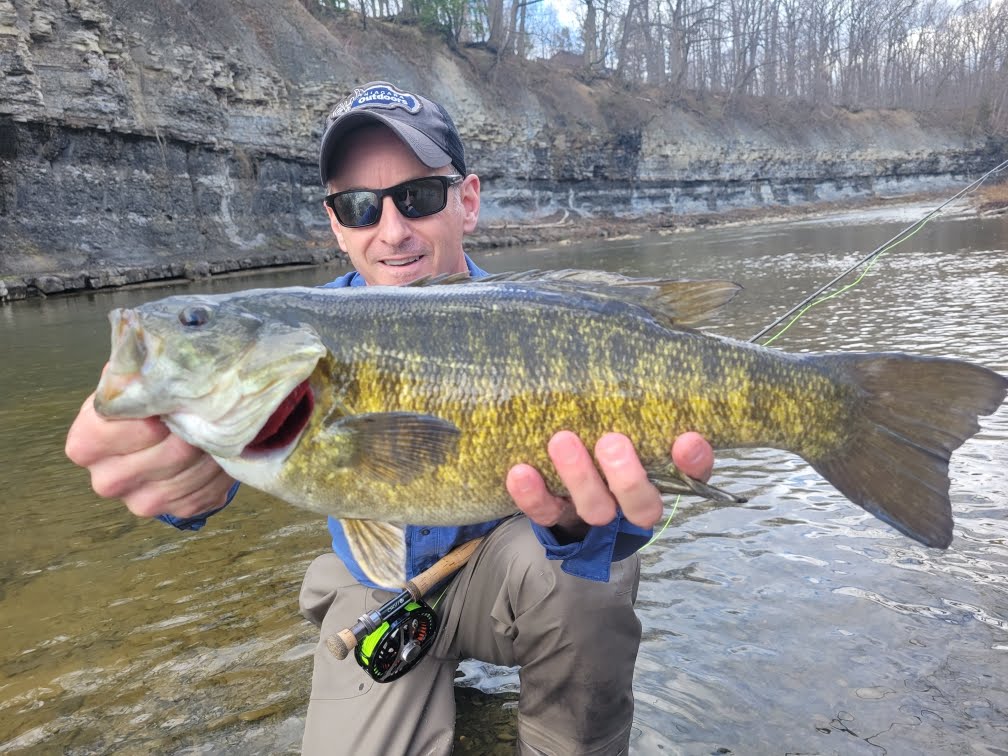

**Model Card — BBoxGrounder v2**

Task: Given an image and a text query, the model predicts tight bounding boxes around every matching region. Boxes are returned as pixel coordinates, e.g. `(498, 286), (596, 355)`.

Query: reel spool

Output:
(325, 538), (484, 682)
(354, 599), (438, 682)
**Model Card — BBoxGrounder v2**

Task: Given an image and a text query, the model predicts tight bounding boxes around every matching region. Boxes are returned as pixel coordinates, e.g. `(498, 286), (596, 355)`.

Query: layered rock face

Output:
(0, 0), (1003, 297)
(0, 0), (357, 287)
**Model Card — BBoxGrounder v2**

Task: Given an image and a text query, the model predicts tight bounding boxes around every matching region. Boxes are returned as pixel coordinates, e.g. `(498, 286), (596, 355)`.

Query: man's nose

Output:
(375, 196), (411, 242)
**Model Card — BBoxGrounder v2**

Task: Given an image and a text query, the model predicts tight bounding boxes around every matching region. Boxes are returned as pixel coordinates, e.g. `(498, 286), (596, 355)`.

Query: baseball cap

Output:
(319, 81), (467, 185)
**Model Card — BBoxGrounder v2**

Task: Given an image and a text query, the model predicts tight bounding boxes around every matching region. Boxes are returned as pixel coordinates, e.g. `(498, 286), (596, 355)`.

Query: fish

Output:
(93, 270), (1008, 587)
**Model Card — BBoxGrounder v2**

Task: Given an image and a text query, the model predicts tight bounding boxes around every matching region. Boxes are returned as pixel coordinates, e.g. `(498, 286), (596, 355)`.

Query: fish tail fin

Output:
(807, 353), (1007, 548)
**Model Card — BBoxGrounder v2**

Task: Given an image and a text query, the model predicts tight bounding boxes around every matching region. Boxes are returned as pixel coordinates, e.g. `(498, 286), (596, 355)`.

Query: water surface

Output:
(2, 203), (1006, 754)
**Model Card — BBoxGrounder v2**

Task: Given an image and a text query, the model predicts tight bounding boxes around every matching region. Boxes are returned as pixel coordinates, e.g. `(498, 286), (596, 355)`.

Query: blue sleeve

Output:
(529, 512), (653, 582)
(156, 481), (241, 531)
(319, 270), (361, 288)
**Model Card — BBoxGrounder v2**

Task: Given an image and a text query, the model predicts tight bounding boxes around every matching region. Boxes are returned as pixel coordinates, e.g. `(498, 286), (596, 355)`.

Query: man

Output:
(66, 81), (715, 755)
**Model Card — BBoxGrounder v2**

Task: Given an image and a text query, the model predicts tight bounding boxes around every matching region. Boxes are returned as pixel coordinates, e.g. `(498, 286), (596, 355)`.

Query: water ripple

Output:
(4, 209), (1008, 753)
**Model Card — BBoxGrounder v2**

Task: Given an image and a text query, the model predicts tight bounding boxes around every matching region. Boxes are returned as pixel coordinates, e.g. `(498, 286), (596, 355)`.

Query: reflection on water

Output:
(2, 208), (1007, 754)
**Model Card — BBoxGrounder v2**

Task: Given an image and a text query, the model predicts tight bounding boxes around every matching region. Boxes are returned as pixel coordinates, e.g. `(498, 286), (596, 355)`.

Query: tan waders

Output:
(299, 516), (643, 755)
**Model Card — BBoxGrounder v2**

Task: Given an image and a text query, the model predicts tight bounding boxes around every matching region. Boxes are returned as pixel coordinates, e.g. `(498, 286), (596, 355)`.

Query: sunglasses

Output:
(324, 175), (464, 228)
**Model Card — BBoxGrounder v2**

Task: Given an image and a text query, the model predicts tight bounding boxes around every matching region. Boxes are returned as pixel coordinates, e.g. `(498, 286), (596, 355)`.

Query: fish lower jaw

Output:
(163, 414), (254, 459)
(217, 446), (295, 492)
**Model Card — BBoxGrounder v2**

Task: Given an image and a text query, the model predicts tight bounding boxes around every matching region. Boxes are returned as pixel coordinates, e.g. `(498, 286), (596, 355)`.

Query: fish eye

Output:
(178, 305), (212, 328)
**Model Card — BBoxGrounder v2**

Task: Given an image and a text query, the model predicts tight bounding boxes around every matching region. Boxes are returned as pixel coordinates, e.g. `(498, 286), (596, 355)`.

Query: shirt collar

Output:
(346, 254), (486, 286)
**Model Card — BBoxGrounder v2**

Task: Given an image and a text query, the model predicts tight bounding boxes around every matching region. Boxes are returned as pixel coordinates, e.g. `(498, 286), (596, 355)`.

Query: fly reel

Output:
(324, 538), (485, 683)
(354, 599), (438, 682)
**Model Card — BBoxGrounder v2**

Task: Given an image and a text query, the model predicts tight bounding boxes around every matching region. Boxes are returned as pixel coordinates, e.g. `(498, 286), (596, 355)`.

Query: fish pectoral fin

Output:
(326, 412), (461, 485)
(648, 464), (747, 504)
(341, 518), (407, 589)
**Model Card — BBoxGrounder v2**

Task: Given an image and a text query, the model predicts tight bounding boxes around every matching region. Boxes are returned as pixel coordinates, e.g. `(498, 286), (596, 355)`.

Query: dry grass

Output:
(975, 181), (1008, 213)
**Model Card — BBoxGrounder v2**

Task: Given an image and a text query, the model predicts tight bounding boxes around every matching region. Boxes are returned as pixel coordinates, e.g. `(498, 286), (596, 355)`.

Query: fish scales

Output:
(92, 272), (1008, 586)
(275, 285), (853, 525)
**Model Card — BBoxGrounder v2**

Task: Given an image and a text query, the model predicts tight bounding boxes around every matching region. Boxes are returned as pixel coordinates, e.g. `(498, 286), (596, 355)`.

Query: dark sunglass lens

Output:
(408, 178), (448, 216)
(335, 191), (380, 227)
(389, 186), (417, 218)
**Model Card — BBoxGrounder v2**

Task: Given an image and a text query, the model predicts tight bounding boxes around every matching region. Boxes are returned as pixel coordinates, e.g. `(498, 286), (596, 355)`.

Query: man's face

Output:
(324, 125), (480, 286)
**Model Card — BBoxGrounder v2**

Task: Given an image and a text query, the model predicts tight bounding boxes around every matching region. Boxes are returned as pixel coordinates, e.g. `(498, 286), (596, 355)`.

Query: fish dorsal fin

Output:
(407, 269), (741, 327)
(575, 275), (741, 327)
(341, 518), (407, 588)
(325, 412), (461, 484)
(404, 272), (474, 286)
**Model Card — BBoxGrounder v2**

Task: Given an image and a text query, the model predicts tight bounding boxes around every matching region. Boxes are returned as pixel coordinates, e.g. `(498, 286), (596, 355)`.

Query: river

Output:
(2, 202), (1007, 755)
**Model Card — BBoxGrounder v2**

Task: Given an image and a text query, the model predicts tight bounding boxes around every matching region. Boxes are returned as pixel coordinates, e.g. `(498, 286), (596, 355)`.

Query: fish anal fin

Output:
(342, 518), (407, 589)
(648, 464), (746, 503)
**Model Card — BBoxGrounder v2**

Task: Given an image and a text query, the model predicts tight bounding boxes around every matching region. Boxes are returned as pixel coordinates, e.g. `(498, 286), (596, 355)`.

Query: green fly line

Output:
(643, 495), (681, 550)
(750, 156), (1008, 346)
(757, 221), (918, 346)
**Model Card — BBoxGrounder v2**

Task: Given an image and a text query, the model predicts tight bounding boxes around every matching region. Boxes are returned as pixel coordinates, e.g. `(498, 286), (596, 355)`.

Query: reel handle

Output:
(324, 536), (484, 661)
(326, 627), (361, 661)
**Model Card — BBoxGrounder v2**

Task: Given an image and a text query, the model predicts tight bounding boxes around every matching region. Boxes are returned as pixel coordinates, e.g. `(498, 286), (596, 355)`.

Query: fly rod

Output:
(750, 157), (1008, 345)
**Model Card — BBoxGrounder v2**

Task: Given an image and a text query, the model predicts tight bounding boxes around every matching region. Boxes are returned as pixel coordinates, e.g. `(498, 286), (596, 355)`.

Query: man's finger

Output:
(88, 433), (207, 500)
(548, 431), (616, 527)
(124, 460), (234, 519)
(66, 395), (169, 465)
(594, 433), (663, 529)
(506, 464), (564, 526)
(671, 432), (714, 481)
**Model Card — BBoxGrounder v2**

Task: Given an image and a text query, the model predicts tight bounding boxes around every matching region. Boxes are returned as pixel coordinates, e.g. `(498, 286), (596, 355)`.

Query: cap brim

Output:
(319, 111), (454, 185)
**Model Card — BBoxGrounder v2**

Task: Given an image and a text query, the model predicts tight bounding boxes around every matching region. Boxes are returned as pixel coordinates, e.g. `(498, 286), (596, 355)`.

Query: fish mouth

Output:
(242, 379), (314, 456)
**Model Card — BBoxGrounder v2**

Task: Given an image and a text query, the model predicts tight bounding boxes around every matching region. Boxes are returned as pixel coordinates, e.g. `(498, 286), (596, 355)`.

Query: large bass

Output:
(93, 271), (1008, 587)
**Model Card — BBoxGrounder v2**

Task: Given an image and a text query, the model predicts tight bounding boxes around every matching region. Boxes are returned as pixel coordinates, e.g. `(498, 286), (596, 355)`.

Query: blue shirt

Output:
(162, 255), (653, 584)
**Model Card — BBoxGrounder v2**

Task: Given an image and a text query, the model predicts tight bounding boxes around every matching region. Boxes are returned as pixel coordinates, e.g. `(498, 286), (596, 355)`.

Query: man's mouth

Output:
(243, 380), (314, 455)
(382, 255), (423, 267)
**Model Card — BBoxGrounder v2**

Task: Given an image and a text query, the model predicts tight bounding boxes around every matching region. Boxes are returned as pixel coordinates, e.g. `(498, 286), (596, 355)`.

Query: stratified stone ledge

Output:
(1, 249), (344, 303)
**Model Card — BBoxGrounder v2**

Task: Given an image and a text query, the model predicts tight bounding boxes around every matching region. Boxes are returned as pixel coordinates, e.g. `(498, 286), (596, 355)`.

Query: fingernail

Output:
(596, 434), (626, 462)
(513, 474), (533, 494)
(510, 464), (539, 495)
(551, 432), (580, 465)
(684, 446), (705, 467)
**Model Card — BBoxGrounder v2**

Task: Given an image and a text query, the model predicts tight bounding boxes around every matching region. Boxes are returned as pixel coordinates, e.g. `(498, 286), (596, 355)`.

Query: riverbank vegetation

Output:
(976, 181), (1008, 213)
(312, 0), (1008, 133)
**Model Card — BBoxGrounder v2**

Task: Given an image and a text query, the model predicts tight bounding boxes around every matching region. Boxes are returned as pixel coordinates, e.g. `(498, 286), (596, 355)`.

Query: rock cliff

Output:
(1, 0), (1004, 299)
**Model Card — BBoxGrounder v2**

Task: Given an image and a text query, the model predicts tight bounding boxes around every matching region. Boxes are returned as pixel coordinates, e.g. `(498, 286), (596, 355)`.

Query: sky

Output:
(548, 0), (580, 29)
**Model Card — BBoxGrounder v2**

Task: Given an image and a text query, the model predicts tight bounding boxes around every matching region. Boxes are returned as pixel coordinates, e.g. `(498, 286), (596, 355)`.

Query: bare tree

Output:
(317, 0), (1008, 131)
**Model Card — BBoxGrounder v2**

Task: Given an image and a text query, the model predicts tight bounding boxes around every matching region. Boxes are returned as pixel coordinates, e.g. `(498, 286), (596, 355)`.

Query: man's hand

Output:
(66, 393), (236, 519)
(506, 431), (714, 539)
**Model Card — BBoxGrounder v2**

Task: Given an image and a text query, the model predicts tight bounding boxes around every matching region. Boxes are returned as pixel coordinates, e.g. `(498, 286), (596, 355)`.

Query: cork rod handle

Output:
(324, 536), (484, 661)
(406, 537), (483, 597)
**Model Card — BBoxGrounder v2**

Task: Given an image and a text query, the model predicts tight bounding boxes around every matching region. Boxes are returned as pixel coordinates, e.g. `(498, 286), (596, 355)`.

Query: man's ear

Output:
(324, 202), (349, 253)
(460, 174), (481, 233)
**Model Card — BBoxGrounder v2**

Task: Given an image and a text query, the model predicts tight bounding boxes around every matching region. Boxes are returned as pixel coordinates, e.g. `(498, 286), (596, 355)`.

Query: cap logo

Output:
(330, 84), (422, 121)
